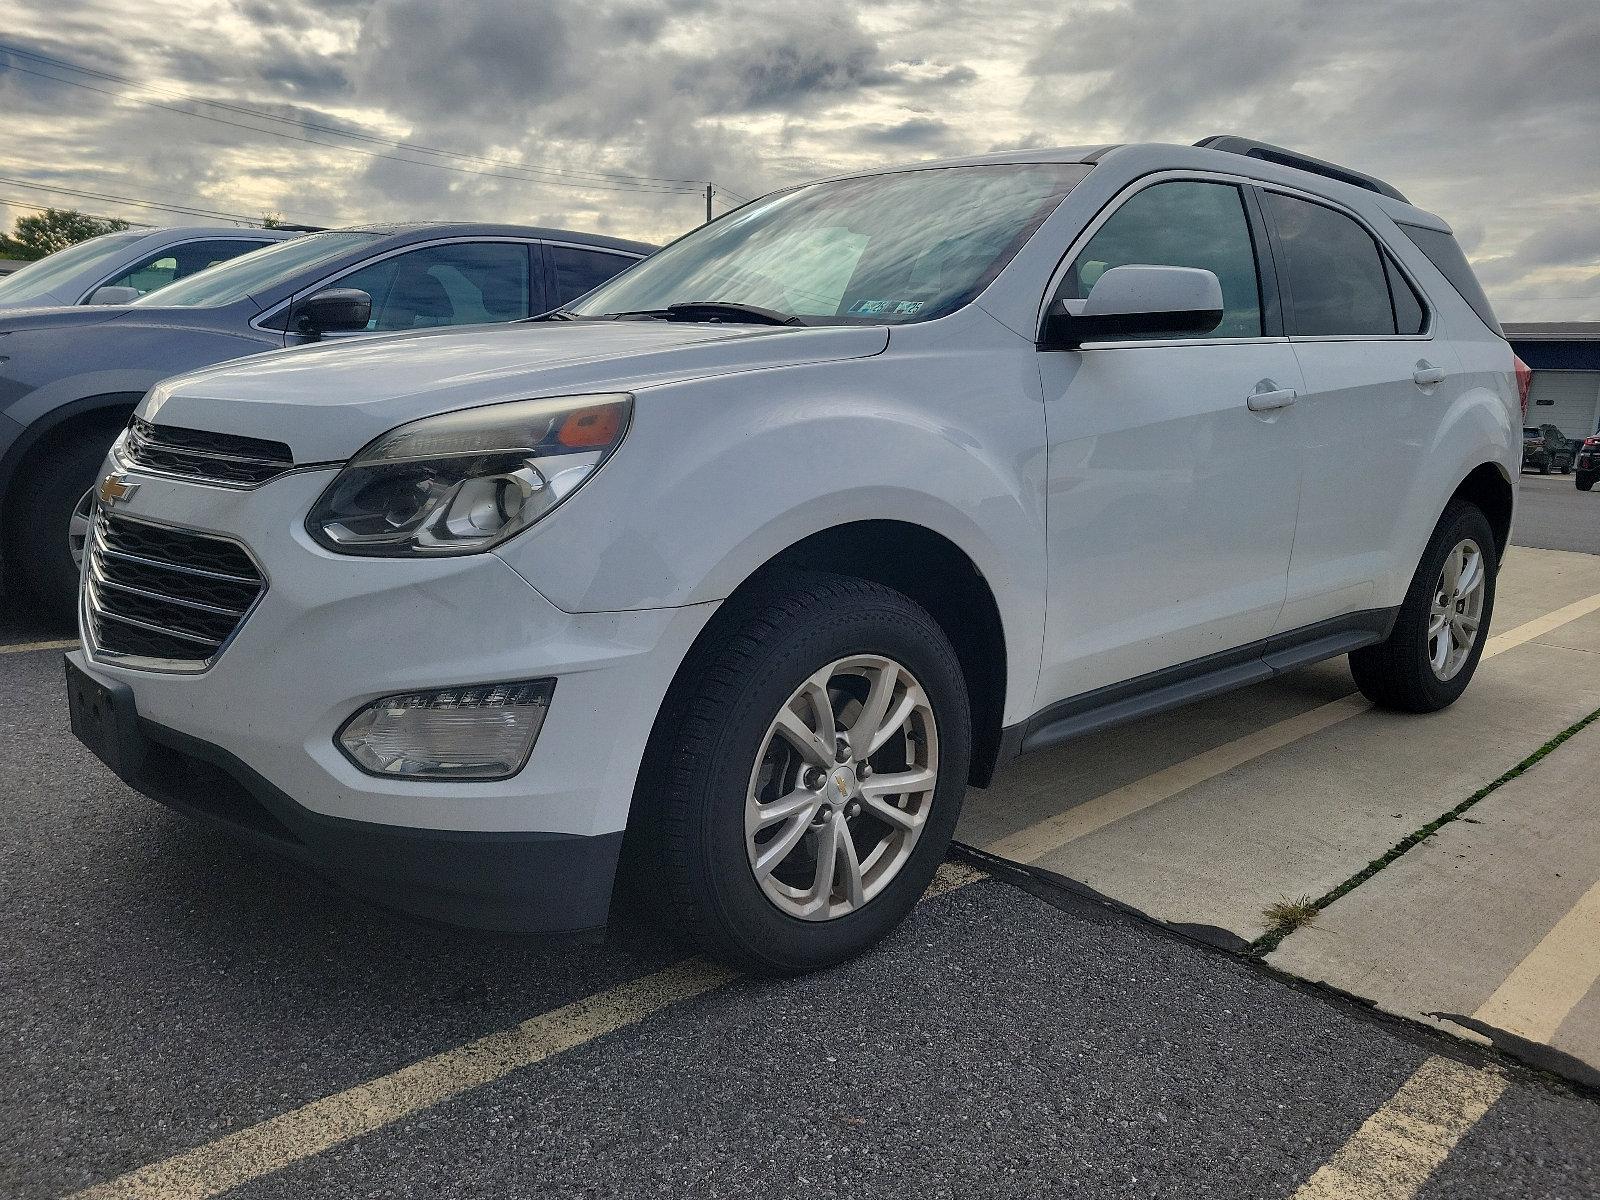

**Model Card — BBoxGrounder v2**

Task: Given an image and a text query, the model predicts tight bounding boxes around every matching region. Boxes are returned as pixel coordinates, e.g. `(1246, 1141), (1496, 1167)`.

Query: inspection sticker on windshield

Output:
(849, 299), (924, 316)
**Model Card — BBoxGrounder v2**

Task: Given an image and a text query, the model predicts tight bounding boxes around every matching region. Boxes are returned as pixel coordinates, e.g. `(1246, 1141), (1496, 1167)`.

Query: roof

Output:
(333, 222), (656, 255)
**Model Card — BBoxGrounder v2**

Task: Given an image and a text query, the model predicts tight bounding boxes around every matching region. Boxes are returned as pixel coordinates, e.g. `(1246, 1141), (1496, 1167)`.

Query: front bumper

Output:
(67, 652), (621, 932)
(69, 466), (718, 932)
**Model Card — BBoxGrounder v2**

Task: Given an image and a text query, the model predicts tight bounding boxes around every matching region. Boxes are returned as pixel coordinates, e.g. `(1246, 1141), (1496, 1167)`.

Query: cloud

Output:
(0, 0), (1594, 317)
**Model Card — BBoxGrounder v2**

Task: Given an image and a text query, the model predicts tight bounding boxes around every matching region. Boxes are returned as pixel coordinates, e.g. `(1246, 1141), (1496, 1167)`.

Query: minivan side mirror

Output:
(1040, 265), (1224, 349)
(86, 285), (142, 306)
(293, 288), (373, 337)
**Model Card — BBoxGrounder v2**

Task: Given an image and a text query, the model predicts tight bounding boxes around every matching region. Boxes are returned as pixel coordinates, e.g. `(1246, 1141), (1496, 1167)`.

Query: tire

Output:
(637, 569), (971, 975)
(1579, 474), (1596, 492)
(1349, 501), (1497, 713)
(8, 425), (121, 620)
(1539, 461), (1551, 475)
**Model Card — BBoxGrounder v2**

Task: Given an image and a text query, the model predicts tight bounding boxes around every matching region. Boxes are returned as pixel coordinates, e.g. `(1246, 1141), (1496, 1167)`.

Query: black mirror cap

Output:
(1039, 305), (1224, 350)
(294, 288), (372, 336)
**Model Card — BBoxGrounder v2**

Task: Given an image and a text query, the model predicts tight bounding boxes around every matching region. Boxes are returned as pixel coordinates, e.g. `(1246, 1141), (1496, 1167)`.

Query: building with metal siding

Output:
(1506, 323), (1600, 441)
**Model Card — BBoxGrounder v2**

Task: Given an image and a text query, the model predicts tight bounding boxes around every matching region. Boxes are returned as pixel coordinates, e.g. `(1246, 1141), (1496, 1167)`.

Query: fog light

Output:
(337, 680), (555, 780)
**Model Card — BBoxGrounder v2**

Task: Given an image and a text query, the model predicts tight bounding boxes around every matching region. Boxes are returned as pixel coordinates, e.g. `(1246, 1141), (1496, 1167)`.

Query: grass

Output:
(1251, 702), (1600, 956)
(1261, 896), (1321, 933)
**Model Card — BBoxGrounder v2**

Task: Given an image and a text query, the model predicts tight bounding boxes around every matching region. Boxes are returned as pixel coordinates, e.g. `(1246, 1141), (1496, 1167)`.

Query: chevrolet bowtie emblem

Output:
(97, 472), (139, 507)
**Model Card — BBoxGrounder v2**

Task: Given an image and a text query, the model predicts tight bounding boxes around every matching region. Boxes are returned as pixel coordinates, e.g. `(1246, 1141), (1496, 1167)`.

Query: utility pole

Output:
(705, 183), (714, 224)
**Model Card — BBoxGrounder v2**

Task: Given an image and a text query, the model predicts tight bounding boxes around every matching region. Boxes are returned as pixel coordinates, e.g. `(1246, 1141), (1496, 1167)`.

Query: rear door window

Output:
(1262, 192), (1394, 336)
(1061, 180), (1264, 338)
(549, 245), (639, 305)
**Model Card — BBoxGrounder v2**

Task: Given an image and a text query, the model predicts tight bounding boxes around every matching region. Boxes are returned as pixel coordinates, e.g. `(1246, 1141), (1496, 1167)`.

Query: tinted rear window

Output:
(1398, 224), (1502, 336)
(1262, 192), (1394, 336)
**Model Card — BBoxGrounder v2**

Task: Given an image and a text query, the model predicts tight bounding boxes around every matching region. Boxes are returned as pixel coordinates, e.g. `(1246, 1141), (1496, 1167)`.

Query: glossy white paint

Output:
(78, 141), (1518, 868)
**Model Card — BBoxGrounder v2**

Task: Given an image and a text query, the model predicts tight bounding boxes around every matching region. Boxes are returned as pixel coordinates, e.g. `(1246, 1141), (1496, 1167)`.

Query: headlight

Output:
(307, 393), (631, 556)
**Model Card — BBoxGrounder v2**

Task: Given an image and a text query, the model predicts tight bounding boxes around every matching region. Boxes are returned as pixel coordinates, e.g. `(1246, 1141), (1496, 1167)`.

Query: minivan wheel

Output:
(643, 570), (971, 974)
(1349, 501), (1498, 713)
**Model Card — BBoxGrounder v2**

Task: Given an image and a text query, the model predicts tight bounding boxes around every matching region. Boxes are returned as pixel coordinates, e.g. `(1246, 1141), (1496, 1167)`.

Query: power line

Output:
(0, 195), (154, 227)
(0, 175), (279, 225)
(2, 43), (715, 193)
(0, 44), (732, 200)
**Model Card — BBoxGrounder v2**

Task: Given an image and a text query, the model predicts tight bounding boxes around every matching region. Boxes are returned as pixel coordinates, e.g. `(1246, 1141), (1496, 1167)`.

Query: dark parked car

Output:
(1522, 425), (1574, 474)
(0, 223), (653, 615)
(1577, 430), (1599, 492)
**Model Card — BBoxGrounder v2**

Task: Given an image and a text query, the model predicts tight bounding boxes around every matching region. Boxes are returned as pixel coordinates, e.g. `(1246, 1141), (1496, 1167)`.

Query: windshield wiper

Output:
(599, 302), (805, 327)
(526, 309), (576, 321)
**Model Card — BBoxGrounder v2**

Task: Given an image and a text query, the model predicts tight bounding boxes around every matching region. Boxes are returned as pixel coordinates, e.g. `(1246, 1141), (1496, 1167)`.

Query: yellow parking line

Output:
(986, 590), (1600, 866)
(67, 959), (736, 1200)
(1291, 1056), (1507, 1199)
(0, 637), (76, 655)
(1473, 878), (1600, 1044)
(1291, 868), (1600, 1196)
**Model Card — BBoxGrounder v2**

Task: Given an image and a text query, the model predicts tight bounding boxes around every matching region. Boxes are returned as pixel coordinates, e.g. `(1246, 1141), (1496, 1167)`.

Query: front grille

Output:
(85, 512), (265, 669)
(121, 417), (295, 487)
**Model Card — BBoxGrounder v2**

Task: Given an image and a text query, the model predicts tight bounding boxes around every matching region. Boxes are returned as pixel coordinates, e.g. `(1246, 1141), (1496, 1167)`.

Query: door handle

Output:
(1247, 387), (1297, 412)
(1413, 363), (1447, 387)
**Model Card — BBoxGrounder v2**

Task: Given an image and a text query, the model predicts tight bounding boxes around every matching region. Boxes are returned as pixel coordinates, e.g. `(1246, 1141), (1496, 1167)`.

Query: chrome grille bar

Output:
(120, 417), (296, 487)
(83, 511), (266, 671)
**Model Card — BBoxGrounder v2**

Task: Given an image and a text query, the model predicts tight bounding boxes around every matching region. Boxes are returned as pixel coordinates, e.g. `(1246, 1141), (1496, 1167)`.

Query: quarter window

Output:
(1384, 255), (1426, 335)
(1262, 192), (1395, 336)
(333, 242), (532, 331)
(1061, 180), (1263, 339)
(549, 246), (638, 306)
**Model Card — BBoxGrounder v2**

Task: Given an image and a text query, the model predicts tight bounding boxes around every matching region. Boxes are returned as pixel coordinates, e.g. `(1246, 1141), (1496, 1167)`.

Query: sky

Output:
(0, 0), (1596, 320)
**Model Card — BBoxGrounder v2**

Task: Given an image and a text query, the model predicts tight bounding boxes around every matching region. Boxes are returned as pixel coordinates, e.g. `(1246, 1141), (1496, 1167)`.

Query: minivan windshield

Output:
(567, 163), (1092, 325)
(132, 231), (377, 309)
(0, 231), (146, 304)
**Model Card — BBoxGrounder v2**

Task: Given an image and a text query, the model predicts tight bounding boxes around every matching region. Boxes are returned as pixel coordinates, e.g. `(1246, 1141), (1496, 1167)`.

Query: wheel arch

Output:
(0, 392), (138, 582)
(1450, 460), (1514, 562)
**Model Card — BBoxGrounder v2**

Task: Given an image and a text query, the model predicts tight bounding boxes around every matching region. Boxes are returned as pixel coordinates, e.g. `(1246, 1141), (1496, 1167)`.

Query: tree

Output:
(0, 208), (133, 260)
(261, 211), (284, 229)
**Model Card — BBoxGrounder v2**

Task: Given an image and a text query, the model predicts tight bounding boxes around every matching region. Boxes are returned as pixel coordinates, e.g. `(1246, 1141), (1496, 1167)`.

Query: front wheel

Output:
(642, 571), (971, 974)
(1349, 501), (1497, 712)
(1577, 474), (1595, 492)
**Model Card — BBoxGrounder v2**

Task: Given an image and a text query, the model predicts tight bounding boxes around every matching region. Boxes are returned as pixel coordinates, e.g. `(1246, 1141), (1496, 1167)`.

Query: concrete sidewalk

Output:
(960, 546), (1600, 944)
(1270, 720), (1600, 1079)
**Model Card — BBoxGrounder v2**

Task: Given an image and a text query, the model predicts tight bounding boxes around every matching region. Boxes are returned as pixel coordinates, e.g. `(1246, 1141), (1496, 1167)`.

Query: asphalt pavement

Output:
(1513, 473), (1600, 556)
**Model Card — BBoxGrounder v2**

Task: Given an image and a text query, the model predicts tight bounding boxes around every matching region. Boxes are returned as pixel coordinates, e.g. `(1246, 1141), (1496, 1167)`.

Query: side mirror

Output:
(293, 288), (372, 337)
(1041, 265), (1224, 349)
(86, 285), (142, 306)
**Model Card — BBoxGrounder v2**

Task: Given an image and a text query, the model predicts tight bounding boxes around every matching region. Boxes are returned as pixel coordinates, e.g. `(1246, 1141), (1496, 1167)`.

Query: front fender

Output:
(497, 344), (1048, 716)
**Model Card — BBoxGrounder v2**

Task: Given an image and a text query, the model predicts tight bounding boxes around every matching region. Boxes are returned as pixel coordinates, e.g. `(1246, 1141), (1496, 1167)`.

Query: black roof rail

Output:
(1193, 136), (1409, 204)
(267, 223), (326, 233)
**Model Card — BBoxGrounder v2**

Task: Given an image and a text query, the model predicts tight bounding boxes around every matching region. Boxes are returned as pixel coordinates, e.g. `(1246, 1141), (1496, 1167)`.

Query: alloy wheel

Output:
(744, 654), (939, 921)
(68, 489), (96, 570)
(1429, 538), (1485, 681)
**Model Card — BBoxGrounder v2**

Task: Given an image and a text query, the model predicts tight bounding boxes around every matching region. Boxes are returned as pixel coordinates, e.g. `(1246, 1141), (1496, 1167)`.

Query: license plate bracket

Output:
(65, 656), (146, 780)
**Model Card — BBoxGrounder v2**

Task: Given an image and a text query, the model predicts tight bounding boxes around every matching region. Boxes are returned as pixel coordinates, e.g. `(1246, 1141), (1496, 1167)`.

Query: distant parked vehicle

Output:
(0, 227), (300, 309)
(0, 223), (653, 615)
(1521, 426), (1571, 474)
(1577, 430), (1599, 491)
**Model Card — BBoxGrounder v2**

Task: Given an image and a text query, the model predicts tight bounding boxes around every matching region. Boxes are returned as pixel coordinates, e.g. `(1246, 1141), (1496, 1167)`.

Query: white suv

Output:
(65, 138), (1520, 973)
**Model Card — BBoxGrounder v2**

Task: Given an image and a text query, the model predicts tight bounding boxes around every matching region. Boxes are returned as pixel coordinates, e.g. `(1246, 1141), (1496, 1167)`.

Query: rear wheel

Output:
(1578, 473), (1595, 492)
(1349, 501), (1497, 712)
(640, 570), (970, 974)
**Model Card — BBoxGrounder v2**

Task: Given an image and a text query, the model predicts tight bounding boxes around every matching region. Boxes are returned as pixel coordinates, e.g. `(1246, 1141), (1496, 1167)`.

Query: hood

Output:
(144, 319), (890, 462)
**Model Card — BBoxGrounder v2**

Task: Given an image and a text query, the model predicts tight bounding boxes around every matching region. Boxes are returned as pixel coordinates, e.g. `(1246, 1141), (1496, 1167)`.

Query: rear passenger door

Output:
(1257, 188), (1446, 631)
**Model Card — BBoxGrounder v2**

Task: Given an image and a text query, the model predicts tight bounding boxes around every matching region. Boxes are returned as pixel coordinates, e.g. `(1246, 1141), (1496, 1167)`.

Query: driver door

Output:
(1035, 177), (1304, 708)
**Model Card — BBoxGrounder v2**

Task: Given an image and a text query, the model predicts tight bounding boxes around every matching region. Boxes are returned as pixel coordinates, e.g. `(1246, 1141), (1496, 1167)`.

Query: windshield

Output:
(567, 163), (1092, 325)
(0, 231), (146, 304)
(133, 231), (377, 308)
